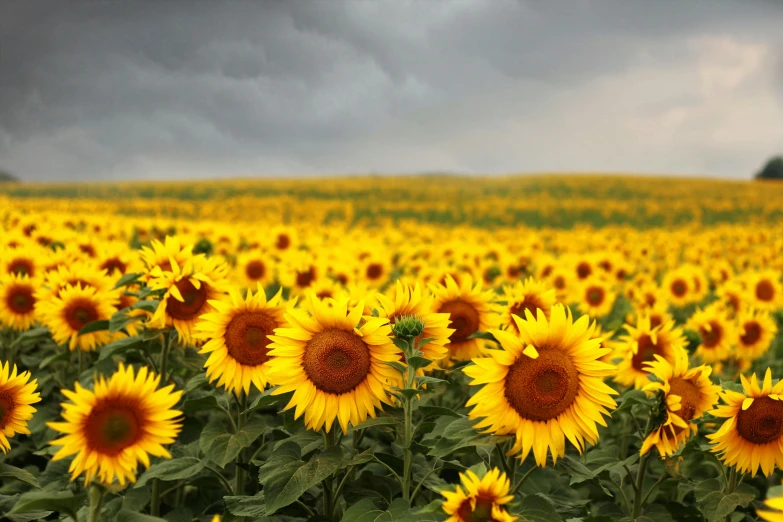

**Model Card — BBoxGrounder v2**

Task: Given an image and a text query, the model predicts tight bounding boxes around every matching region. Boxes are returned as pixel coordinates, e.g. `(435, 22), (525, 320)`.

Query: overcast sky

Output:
(1, 0), (782, 182)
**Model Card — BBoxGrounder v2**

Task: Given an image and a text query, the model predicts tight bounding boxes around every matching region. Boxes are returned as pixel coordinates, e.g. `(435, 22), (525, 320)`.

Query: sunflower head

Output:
(196, 285), (289, 395)
(687, 305), (735, 364)
(464, 305), (617, 467)
(614, 314), (687, 390)
(640, 351), (720, 457)
(497, 277), (557, 331)
(0, 273), (38, 331)
(708, 368), (783, 477)
(735, 307), (778, 361)
(39, 283), (118, 352)
(0, 362), (41, 453)
(267, 295), (402, 433)
(441, 468), (517, 522)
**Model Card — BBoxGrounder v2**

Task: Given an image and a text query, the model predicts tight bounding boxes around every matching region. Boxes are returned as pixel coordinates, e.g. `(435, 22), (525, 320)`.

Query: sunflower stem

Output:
(400, 337), (417, 503)
(88, 484), (105, 522)
(322, 428), (336, 519)
(151, 478), (162, 516)
(632, 416), (654, 519)
(159, 332), (171, 383)
(724, 466), (737, 522)
(511, 465), (537, 495)
(234, 392), (247, 495)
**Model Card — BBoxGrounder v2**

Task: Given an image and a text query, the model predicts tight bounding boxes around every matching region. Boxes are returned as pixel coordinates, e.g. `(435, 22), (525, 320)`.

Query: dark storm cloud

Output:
(0, 0), (781, 181)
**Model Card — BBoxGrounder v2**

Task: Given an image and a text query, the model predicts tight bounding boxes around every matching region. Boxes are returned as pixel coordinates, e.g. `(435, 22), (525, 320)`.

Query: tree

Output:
(0, 170), (19, 182)
(755, 156), (783, 180)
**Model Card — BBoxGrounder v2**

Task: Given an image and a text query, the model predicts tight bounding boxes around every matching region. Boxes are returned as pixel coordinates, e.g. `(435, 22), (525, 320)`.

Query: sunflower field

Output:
(1, 175), (783, 522)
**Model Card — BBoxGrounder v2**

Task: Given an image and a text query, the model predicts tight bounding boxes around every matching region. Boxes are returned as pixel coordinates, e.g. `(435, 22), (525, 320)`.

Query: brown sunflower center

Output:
(85, 402), (142, 455)
(576, 262), (592, 279)
(225, 311), (277, 366)
(457, 496), (500, 522)
(671, 280), (687, 298)
(0, 393), (15, 427)
(649, 314), (663, 330)
(756, 280), (775, 302)
(366, 263), (384, 281)
(276, 233), (291, 250)
(438, 300), (480, 343)
(699, 322), (722, 348)
(586, 287), (605, 306)
(740, 321), (762, 346)
(9, 259), (33, 277)
(541, 266), (553, 278)
(302, 328), (371, 394)
(100, 258), (128, 275)
(553, 276), (566, 290)
(79, 244), (97, 258)
(505, 349), (579, 421)
(296, 267), (316, 288)
(668, 377), (701, 423)
(736, 396), (783, 445)
(509, 300), (540, 325)
(7, 285), (35, 314)
(245, 260), (266, 280)
(166, 279), (208, 320)
(64, 299), (100, 331)
(630, 334), (661, 371)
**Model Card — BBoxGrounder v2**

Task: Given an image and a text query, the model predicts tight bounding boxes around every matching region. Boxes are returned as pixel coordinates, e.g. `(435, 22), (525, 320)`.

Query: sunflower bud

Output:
(392, 315), (425, 339)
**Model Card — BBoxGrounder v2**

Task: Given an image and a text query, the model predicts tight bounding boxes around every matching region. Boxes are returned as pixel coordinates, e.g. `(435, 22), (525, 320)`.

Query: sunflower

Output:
(745, 270), (783, 311)
(96, 241), (140, 278)
(0, 362), (41, 453)
(430, 275), (498, 366)
(48, 363), (183, 485)
(266, 296), (401, 433)
(375, 281), (453, 370)
(358, 254), (391, 288)
(708, 368), (783, 477)
(496, 277), (557, 331)
(758, 490), (783, 522)
(464, 305), (617, 466)
(687, 305), (735, 364)
(195, 286), (289, 395)
(0, 273), (38, 331)
(36, 260), (116, 303)
(640, 351), (720, 457)
(0, 245), (42, 279)
(547, 266), (574, 302)
(278, 252), (322, 295)
(139, 236), (198, 282)
(235, 250), (274, 288)
(716, 279), (745, 316)
(614, 314), (687, 390)
(661, 268), (693, 308)
(148, 256), (228, 344)
(577, 277), (616, 319)
(735, 308), (778, 361)
(40, 283), (118, 352)
(441, 468), (516, 522)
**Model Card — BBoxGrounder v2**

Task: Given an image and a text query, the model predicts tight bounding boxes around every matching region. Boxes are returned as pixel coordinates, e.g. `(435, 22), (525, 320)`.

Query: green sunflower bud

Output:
(392, 315), (425, 339)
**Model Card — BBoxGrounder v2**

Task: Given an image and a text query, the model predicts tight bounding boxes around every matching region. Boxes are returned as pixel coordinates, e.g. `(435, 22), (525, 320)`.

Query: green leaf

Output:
(201, 418), (268, 468)
(407, 356), (432, 370)
(0, 463), (41, 489)
(98, 335), (145, 360)
(77, 319), (110, 336)
(109, 310), (144, 333)
(113, 272), (142, 290)
(182, 394), (221, 414)
(115, 511), (167, 522)
(264, 445), (345, 514)
(10, 327), (50, 348)
(183, 373), (208, 394)
(515, 494), (563, 522)
(698, 483), (756, 522)
(415, 376), (448, 386)
(135, 457), (206, 487)
(418, 406), (463, 419)
(224, 492), (267, 517)
(9, 491), (86, 518)
(131, 300), (159, 312)
(383, 361), (408, 374)
(350, 416), (397, 432)
(342, 499), (385, 522)
(244, 388), (283, 412)
(467, 331), (497, 342)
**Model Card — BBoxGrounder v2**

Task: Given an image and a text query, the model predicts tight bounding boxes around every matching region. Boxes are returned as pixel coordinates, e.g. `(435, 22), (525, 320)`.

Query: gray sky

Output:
(1, 0), (782, 182)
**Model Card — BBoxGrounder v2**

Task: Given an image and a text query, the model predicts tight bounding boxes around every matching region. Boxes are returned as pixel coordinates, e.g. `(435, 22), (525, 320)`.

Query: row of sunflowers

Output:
(0, 198), (782, 522)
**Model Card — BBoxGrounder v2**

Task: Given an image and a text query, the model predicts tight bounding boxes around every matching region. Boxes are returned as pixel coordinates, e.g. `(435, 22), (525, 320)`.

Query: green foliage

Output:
(755, 156), (783, 180)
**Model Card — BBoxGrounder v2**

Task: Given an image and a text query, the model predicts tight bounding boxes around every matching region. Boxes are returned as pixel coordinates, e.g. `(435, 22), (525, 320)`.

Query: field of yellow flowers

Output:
(1, 175), (782, 522)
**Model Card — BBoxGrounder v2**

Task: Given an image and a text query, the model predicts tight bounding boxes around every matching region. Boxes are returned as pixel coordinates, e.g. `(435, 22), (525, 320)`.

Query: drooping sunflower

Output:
(48, 363), (183, 485)
(640, 351), (720, 457)
(758, 490), (783, 522)
(0, 362), (41, 453)
(576, 277), (616, 319)
(148, 256), (228, 344)
(266, 296), (402, 433)
(614, 314), (687, 390)
(708, 368), (783, 477)
(40, 283), (118, 352)
(687, 305), (735, 364)
(496, 277), (557, 331)
(195, 286), (289, 395)
(441, 468), (517, 522)
(375, 281), (453, 370)
(735, 308), (778, 361)
(0, 273), (38, 331)
(464, 305), (617, 467)
(430, 275), (498, 366)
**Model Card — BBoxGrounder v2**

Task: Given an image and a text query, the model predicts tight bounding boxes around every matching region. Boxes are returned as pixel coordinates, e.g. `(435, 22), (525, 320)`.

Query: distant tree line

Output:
(755, 156), (783, 180)
(0, 170), (19, 182)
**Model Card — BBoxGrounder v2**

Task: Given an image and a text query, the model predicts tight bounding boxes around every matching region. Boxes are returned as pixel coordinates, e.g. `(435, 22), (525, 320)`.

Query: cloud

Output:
(0, 0), (781, 181)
